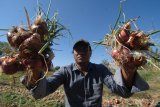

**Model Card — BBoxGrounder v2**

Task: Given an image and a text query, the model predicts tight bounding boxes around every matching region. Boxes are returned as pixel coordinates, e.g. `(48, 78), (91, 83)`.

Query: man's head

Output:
(73, 39), (92, 65)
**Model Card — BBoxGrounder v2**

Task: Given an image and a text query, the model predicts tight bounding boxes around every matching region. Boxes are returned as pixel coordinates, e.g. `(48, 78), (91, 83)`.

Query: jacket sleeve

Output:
(101, 65), (149, 98)
(114, 68), (149, 93)
(20, 67), (66, 99)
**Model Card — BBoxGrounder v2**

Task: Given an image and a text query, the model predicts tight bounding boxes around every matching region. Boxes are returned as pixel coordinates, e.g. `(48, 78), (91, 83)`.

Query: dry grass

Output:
(0, 67), (160, 107)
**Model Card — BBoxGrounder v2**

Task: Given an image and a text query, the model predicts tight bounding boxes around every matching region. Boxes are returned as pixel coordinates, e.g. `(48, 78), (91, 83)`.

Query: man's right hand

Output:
(22, 58), (46, 86)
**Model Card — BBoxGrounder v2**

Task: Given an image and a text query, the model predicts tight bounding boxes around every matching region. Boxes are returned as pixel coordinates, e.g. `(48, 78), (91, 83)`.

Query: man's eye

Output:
(76, 48), (88, 52)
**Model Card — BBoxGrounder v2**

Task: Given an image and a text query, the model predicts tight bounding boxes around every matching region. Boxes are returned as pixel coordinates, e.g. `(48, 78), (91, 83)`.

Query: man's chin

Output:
(77, 61), (84, 64)
(77, 61), (89, 65)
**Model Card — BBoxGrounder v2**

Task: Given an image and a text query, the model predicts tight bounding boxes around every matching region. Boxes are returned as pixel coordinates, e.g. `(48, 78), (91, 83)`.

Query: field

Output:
(0, 64), (160, 107)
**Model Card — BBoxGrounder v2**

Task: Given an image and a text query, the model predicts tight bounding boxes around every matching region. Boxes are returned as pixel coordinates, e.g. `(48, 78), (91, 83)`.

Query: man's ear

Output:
(89, 51), (92, 57)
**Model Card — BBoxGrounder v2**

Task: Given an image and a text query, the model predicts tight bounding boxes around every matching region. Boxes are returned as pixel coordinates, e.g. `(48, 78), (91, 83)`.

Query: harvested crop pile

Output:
(0, 3), (68, 85)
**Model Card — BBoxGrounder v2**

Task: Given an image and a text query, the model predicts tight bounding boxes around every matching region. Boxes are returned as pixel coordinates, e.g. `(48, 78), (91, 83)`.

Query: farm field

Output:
(0, 65), (160, 107)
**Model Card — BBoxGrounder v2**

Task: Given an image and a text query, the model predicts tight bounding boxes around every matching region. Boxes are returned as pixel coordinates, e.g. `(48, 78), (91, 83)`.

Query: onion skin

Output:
(111, 47), (147, 67)
(7, 28), (32, 48)
(122, 47), (132, 60)
(17, 32), (43, 59)
(121, 47), (132, 63)
(19, 33), (42, 52)
(0, 56), (24, 75)
(117, 22), (131, 43)
(13, 32), (32, 48)
(122, 47), (130, 54)
(31, 22), (48, 37)
(111, 47), (133, 64)
(111, 49), (120, 60)
(118, 30), (129, 43)
(126, 31), (149, 50)
(7, 32), (17, 48)
(7, 27), (19, 47)
(31, 15), (48, 37)
(133, 56), (147, 66)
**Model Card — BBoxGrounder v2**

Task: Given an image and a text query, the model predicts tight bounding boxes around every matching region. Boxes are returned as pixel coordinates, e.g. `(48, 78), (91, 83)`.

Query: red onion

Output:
(118, 30), (129, 42)
(117, 22), (131, 43)
(0, 56), (24, 75)
(111, 49), (120, 60)
(31, 22), (48, 36)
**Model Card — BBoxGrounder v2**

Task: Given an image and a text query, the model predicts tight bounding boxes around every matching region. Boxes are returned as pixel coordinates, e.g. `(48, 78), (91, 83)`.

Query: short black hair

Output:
(73, 39), (92, 55)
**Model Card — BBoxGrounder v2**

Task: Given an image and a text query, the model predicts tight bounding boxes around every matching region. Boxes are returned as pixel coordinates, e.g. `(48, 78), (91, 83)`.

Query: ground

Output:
(0, 68), (160, 107)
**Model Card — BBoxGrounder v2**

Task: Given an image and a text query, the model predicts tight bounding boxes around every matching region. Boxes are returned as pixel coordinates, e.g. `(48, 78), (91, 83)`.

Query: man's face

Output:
(73, 44), (91, 65)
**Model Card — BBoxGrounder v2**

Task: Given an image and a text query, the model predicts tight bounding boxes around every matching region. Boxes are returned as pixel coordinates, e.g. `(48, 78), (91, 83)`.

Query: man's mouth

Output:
(77, 56), (85, 60)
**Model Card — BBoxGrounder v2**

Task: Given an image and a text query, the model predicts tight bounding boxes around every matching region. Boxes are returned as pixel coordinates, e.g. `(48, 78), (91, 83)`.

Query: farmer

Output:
(21, 39), (149, 107)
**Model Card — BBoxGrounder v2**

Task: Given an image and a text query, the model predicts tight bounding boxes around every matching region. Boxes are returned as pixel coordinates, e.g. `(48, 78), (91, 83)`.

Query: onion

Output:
(31, 21), (48, 37)
(122, 47), (132, 58)
(7, 27), (19, 47)
(133, 56), (146, 66)
(7, 28), (32, 48)
(19, 33), (42, 52)
(111, 49), (120, 60)
(0, 56), (24, 75)
(14, 32), (32, 47)
(30, 15), (49, 54)
(111, 47), (133, 64)
(117, 22), (131, 43)
(7, 32), (17, 48)
(18, 33), (42, 59)
(118, 30), (129, 43)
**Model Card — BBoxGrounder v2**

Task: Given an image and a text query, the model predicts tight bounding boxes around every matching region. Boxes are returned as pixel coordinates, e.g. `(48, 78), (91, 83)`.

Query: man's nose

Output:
(78, 51), (86, 55)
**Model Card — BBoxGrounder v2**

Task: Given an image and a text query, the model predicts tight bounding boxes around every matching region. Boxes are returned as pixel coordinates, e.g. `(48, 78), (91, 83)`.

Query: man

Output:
(21, 39), (149, 107)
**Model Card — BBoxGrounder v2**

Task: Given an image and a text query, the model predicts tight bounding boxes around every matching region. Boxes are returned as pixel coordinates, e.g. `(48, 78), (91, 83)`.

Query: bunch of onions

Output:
(111, 46), (147, 67)
(0, 3), (67, 82)
(94, 2), (160, 69)
(110, 2), (160, 68)
(103, 18), (160, 72)
(0, 17), (51, 75)
(107, 20), (160, 67)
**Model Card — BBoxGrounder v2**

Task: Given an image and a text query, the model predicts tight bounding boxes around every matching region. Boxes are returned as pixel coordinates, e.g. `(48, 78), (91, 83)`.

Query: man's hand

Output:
(22, 58), (46, 70)
(121, 55), (147, 87)
(22, 58), (46, 86)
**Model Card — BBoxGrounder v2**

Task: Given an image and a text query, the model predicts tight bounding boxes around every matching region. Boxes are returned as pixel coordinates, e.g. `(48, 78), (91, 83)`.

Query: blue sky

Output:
(0, 0), (160, 67)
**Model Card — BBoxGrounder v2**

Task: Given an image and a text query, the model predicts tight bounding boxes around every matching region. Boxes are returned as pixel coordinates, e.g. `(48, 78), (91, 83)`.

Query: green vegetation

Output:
(0, 92), (64, 107)
(0, 60), (160, 106)
(0, 72), (64, 107)
(0, 42), (10, 56)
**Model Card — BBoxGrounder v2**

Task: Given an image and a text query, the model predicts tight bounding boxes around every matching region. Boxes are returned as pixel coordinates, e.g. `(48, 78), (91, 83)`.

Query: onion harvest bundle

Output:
(94, 3), (160, 70)
(109, 21), (150, 66)
(0, 2), (68, 84)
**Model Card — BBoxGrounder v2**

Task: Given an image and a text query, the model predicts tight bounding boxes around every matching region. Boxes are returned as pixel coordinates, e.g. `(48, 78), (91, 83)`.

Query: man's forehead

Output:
(74, 43), (89, 49)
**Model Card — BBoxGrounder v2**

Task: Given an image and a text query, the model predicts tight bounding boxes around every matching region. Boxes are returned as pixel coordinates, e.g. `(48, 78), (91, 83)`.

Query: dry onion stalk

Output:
(0, 1), (69, 85)
(94, 3), (160, 70)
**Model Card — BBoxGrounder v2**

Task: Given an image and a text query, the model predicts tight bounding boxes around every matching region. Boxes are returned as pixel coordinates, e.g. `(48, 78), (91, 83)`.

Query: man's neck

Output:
(76, 62), (89, 73)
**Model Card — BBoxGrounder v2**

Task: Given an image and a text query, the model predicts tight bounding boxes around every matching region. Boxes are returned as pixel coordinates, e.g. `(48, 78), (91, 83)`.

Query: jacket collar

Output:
(72, 62), (93, 72)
